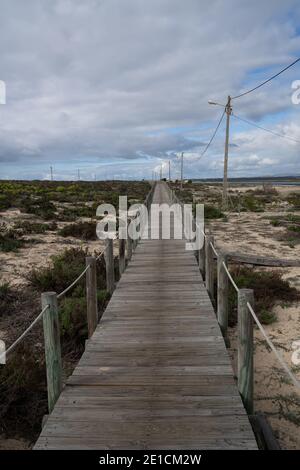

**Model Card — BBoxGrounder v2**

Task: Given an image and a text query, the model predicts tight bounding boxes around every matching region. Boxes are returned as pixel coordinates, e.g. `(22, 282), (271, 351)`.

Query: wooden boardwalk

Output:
(35, 182), (257, 450)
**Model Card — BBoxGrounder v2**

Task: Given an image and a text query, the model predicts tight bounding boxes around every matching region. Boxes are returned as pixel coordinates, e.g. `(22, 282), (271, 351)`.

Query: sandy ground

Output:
(0, 209), (108, 288)
(196, 185), (300, 450)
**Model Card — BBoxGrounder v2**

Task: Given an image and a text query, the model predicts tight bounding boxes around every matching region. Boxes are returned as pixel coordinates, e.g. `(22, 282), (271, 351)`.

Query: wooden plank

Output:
(35, 436), (258, 450)
(35, 182), (257, 451)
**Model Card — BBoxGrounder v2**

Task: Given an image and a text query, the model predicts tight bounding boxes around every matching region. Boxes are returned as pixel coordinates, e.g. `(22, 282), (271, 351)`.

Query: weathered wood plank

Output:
(35, 182), (257, 450)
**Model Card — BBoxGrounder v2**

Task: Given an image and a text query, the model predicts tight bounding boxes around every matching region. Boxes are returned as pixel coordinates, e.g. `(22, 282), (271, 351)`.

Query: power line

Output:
(197, 109), (226, 160)
(232, 113), (300, 144)
(232, 57), (300, 100)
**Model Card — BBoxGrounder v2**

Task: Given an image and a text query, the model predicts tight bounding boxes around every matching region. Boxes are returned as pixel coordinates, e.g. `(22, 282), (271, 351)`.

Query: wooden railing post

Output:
(198, 231), (205, 279)
(217, 252), (229, 338)
(119, 237), (126, 275)
(86, 256), (98, 338)
(105, 238), (115, 295)
(205, 235), (214, 302)
(238, 288), (254, 414)
(127, 235), (133, 261)
(41, 292), (62, 413)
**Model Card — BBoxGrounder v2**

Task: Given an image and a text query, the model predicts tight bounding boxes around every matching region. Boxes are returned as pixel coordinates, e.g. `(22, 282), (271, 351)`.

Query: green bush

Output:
(270, 218), (281, 227)
(0, 230), (25, 252)
(14, 220), (57, 235)
(0, 194), (11, 211)
(204, 204), (224, 219)
(0, 344), (47, 439)
(20, 196), (56, 220)
(29, 248), (89, 293)
(59, 289), (110, 350)
(0, 282), (13, 316)
(227, 267), (299, 326)
(28, 247), (106, 294)
(287, 225), (300, 233)
(241, 194), (263, 212)
(58, 221), (97, 240)
(59, 296), (87, 348)
(286, 192), (300, 210)
(58, 205), (94, 221)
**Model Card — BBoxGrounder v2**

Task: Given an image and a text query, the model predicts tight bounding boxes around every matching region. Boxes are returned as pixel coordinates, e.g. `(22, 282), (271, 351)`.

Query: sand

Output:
(199, 185), (300, 449)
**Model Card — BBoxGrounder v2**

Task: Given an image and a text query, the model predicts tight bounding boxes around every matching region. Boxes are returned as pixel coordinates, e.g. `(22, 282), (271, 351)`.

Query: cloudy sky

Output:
(0, 0), (300, 180)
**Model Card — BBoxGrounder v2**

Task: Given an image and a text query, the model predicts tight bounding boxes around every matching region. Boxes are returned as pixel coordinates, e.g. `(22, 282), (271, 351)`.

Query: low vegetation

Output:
(204, 204), (224, 219)
(57, 205), (95, 221)
(227, 266), (299, 326)
(0, 282), (13, 316)
(0, 246), (112, 443)
(0, 180), (150, 215)
(58, 221), (97, 240)
(267, 214), (300, 246)
(20, 196), (57, 220)
(0, 228), (25, 252)
(13, 220), (57, 235)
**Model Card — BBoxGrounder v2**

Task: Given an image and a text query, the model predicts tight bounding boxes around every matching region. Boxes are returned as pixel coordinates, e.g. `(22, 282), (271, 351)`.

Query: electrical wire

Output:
(232, 113), (300, 144)
(197, 109), (226, 160)
(232, 57), (300, 100)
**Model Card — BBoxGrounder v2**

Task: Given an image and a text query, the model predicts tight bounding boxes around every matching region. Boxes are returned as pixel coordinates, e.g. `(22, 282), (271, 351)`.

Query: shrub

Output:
(287, 225), (300, 233)
(176, 189), (193, 203)
(20, 196), (56, 220)
(14, 221), (57, 235)
(58, 221), (97, 240)
(270, 218), (281, 227)
(204, 205), (224, 219)
(0, 194), (11, 211)
(29, 248), (89, 293)
(59, 289), (110, 352)
(59, 296), (87, 350)
(227, 267), (299, 326)
(0, 344), (48, 439)
(241, 194), (263, 212)
(28, 247), (106, 294)
(0, 229), (25, 252)
(58, 205), (94, 221)
(286, 192), (300, 210)
(0, 282), (13, 316)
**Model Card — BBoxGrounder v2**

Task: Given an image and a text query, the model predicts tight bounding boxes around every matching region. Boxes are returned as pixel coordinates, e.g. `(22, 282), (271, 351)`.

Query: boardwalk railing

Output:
(0, 182), (156, 414)
(169, 184), (300, 416)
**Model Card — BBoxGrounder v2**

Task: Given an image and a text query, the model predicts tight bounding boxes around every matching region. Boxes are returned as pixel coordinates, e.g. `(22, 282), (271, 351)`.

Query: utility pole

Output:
(169, 160), (171, 181)
(50, 166), (53, 181)
(160, 165), (162, 180)
(223, 95), (232, 208)
(77, 169), (80, 181)
(180, 152), (184, 190)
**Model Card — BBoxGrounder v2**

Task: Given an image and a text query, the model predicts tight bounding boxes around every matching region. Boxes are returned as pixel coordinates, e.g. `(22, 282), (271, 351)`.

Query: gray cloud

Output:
(0, 0), (300, 179)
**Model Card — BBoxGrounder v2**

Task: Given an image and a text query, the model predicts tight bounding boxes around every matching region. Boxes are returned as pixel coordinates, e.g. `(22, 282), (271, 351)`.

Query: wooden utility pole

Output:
(180, 152), (183, 190)
(169, 160), (171, 181)
(50, 166), (53, 181)
(77, 169), (80, 181)
(160, 165), (162, 180)
(223, 96), (232, 208)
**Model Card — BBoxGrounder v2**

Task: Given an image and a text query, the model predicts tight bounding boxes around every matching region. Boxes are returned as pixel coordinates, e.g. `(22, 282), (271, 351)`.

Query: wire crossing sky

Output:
(0, 0), (300, 180)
